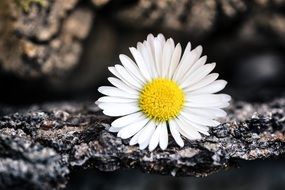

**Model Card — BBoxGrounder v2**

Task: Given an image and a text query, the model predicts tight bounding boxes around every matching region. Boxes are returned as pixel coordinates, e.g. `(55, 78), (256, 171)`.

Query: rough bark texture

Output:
(0, 0), (93, 77)
(1, 0), (285, 78)
(0, 97), (284, 189)
(114, 0), (285, 40)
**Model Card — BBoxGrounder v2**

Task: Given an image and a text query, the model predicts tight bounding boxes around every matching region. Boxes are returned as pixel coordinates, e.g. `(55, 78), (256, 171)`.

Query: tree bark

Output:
(0, 97), (284, 189)
(0, 0), (93, 77)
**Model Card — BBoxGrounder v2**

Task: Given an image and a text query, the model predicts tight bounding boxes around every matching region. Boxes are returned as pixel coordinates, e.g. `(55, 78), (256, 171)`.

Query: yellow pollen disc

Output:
(139, 78), (185, 122)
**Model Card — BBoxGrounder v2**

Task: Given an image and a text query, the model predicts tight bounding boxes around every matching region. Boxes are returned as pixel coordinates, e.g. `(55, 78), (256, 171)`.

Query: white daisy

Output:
(97, 34), (231, 151)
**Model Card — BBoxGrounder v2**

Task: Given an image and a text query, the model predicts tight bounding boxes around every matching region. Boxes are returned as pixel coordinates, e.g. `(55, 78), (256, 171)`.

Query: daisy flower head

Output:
(97, 34), (231, 151)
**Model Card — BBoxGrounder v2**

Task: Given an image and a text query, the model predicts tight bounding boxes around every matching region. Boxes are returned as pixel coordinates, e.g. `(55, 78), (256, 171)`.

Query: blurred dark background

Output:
(67, 160), (285, 190)
(0, 0), (285, 189)
(0, 0), (284, 106)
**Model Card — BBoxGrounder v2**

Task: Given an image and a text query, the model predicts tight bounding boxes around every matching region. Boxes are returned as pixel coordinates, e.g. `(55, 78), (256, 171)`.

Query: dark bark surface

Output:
(0, 97), (284, 189)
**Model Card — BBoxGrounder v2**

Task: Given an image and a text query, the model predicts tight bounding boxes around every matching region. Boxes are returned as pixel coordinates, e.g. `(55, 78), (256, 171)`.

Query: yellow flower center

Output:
(139, 78), (185, 122)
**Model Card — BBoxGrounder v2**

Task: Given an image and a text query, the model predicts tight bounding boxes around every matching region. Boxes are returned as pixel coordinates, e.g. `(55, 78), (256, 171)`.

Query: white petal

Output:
(191, 54), (207, 71)
(178, 117), (203, 138)
(138, 121), (156, 145)
(148, 124), (162, 151)
(169, 38), (175, 50)
(119, 54), (145, 83)
(194, 45), (203, 61)
(173, 46), (197, 82)
(186, 91), (231, 109)
(130, 47), (151, 81)
(97, 96), (137, 103)
(146, 34), (155, 57)
(161, 39), (174, 78)
(143, 40), (158, 78)
(183, 107), (227, 118)
(147, 33), (155, 42)
(186, 94), (231, 104)
(181, 46), (203, 71)
(159, 122), (168, 150)
(157, 33), (166, 43)
(179, 114), (209, 135)
(99, 102), (139, 117)
(157, 34), (166, 49)
(175, 118), (201, 140)
(180, 55), (207, 83)
(117, 118), (149, 139)
(114, 65), (143, 88)
(111, 112), (144, 128)
(181, 62), (216, 88)
(180, 111), (220, 127)
(190, 79), (227, 94)
(139, 121), (156, 150)
(109, 126), (121, 132)
(179, 42), (191, 64)
(168, 43), (182, 78)
(169, 120), (184, 147)
(154, 38), (163, 77)
(108, 66), (141, 90)
(98, 86), (137, 99)
(108, 77), (138, 94)
(138, 41), (156, 78)
(184, 73), (219, 92)
(173, 119), (191, 139)
(185, 101), (230, 109)
(129, 128), (144, 145)
(212, 108), (227, 117)
(139, 139), (150, 150)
